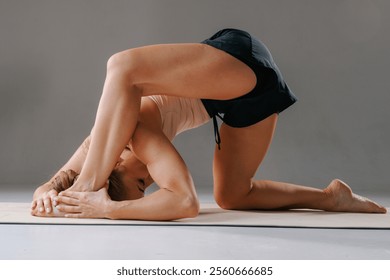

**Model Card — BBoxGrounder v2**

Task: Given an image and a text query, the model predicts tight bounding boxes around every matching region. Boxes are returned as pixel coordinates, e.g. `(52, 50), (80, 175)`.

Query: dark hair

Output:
(50, 169), (141, 201)
(50, 170), (79, 192)
(107, 171), (124, 201)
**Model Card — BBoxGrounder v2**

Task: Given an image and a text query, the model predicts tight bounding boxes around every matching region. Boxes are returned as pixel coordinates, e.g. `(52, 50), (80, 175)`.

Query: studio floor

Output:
(1, 185), (389, 260)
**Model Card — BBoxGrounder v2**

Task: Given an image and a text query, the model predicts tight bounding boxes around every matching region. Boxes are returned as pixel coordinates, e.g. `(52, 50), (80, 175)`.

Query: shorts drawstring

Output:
(212, 114), (223, 150)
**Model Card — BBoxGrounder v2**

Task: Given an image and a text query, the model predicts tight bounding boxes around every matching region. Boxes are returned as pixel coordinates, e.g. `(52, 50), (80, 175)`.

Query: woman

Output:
(31, 28), (387, 220)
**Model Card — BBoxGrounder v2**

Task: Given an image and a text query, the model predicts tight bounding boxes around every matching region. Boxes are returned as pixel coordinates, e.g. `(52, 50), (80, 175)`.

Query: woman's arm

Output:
(33, 135), (90, 197)
(56, 122), (199, 220)
(31, 135), (90, 215)
(32, 97), (162, 216)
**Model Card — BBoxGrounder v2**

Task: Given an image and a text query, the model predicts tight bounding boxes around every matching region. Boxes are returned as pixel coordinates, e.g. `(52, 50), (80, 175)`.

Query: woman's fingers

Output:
(48, 189), (58, 206)
(33, 190), (104, 219)
(31, 189), (59, 214)
(43, 197), (52, 213)
(54, 195), (79, 206)
(36, 199), (44, 213)
(54, 192), (82, 214)
(55, 191), (106, 218)
(55, 204), (80, 213)
(31, 199), (51, 216)
(43, 190), (58, 213)
(31, 200), (37, 210)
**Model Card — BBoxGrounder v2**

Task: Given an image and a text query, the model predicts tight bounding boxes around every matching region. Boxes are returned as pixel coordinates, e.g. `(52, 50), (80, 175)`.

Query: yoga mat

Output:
(0, 202), (389, 229)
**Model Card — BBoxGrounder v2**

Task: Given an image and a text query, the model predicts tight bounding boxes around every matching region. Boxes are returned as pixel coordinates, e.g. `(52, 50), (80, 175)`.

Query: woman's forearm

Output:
(32, 135), (90, 215)
(107, 188), (199, 220)
(33, 170), (79, 199)
(109, 122), (199, 220)
(56, 121), (199, 220)
(34, 135), (90, 197)
(55, 135), (90, 176)
(72, 56), (143, 192)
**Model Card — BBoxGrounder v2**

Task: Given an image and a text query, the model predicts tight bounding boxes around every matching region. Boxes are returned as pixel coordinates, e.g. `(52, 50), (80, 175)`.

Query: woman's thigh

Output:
(114, 43), (257, 100)
(213, 114), (278, 201)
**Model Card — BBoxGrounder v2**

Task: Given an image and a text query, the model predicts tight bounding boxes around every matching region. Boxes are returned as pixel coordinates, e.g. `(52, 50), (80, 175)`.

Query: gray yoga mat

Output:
(0, 203), (389, 228)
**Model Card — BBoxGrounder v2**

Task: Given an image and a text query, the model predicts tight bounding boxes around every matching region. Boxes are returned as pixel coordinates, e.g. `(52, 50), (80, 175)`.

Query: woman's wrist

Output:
(103, 199), (118, 220)
(33, 182), (52, 200)
(70, 179), (102, 192)
(104, 200), (124, 220)
(71, 173), (110, 192)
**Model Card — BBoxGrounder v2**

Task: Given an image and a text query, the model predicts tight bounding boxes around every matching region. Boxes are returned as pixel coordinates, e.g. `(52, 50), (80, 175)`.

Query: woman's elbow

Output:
(180, 195), (200, 218)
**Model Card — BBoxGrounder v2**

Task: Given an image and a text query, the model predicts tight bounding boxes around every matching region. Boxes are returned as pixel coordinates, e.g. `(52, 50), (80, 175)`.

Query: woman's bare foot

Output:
(323, 179), (387, 213)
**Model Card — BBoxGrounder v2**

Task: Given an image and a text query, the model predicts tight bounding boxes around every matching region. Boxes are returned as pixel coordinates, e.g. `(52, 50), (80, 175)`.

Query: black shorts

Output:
(200, 28), (297, 128)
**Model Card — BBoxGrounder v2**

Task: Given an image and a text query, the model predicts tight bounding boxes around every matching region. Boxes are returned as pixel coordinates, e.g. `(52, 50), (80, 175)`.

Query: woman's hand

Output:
(54, 188), (112, 219)
(31, 189), (64, 217)
(31, 169), (80, 217)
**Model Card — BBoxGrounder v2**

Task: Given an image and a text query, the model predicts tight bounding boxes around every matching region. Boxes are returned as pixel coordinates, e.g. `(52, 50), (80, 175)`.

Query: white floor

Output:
(1, 186), (390, 260)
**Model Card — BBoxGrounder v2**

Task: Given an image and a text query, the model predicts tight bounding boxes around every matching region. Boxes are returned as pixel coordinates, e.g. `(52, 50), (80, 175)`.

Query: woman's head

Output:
(108, 146), (153, 201)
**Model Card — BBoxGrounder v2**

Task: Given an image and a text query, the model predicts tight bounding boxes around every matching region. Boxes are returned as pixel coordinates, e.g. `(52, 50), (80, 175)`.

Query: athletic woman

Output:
(31, 29), (387, 220)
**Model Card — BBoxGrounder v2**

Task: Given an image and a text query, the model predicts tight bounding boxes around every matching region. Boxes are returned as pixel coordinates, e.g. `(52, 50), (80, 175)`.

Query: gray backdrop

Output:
(1, 0), (389, 194)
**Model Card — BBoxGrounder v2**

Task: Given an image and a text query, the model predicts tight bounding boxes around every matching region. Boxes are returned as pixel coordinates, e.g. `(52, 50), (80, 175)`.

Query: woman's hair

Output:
(49, 170), (79, 193)
(107, 169), (145, 201)
(49, 169), (141, 201)
(107, 171), (124, 201)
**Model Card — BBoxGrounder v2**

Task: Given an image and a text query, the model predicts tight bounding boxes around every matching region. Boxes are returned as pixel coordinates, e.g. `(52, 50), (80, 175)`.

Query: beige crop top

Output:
(147, 95), (211, 141)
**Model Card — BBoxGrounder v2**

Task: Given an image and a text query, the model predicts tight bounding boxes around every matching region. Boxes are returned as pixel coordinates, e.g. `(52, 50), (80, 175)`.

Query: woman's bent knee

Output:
(214, 190), (245, 210)
(107, 49), (139, 76)
(105, 50), (145, 94)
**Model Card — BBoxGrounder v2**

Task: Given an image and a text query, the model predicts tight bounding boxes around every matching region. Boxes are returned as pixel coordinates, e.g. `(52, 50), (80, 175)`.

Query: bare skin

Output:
(323, 179), (385, 213)
(67, 44), (257, 193)
(31, 110), (387, 219)
(31, 43), (387, 220)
